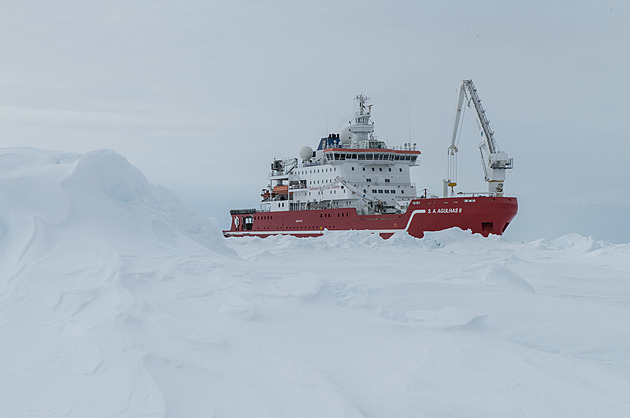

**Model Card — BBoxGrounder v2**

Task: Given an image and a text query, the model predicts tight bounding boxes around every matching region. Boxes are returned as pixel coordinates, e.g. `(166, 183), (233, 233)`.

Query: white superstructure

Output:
(261, 95), (423, 215)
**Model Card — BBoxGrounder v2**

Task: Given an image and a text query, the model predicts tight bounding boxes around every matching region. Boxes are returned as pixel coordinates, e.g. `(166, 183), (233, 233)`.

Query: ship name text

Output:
(428, 208), (462, 214)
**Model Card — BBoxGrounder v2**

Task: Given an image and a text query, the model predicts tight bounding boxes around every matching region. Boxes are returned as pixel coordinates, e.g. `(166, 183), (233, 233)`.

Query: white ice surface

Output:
(1, 148), (629, 417)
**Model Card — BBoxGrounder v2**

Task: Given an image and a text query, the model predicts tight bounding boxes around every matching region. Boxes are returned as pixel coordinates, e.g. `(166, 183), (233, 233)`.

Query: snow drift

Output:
(0, 148), (231, 258)
(1, 148), (629, 417)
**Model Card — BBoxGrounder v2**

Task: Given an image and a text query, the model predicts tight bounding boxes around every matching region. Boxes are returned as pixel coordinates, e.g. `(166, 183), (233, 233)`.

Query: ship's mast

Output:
(350, 94), (375, 144)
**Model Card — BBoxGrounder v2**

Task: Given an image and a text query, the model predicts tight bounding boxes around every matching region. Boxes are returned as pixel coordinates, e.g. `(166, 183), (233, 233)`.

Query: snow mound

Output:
(0, 147), (232, 259)
(532, 233), (606, 254)
(484, 263), (536, 293)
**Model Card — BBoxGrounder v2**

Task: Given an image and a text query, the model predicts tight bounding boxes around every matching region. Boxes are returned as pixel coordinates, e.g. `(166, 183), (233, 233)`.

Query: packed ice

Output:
(1, 148), (629, 417)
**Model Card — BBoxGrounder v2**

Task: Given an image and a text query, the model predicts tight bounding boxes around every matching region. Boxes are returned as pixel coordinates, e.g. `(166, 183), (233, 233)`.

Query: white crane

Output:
(444, 79), (513, 197)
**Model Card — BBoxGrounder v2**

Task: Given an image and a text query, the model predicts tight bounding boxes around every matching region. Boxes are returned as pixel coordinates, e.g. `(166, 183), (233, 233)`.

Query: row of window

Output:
(352, 167), (403, 172)
(283, 225), (336, 230)
(303, 176), (395, 186)
(331, 152), (417, 162)
(363, 189), (404, 195)
(296, 167), (337, 175)
(309, 179), (335, 185)
(308, 190), (340, 195)
(320, 212), (350, 218)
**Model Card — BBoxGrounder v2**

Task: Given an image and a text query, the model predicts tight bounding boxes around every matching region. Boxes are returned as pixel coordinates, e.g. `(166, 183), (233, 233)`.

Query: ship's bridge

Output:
(323, 148), (420, 164)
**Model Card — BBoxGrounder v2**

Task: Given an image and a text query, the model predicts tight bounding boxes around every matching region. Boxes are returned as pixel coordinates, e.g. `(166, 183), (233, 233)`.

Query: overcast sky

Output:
(1, 0), (628, 242)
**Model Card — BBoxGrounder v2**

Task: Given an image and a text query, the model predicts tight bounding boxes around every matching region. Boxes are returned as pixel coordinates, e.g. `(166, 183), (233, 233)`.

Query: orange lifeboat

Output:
(272, 185), (289, 194)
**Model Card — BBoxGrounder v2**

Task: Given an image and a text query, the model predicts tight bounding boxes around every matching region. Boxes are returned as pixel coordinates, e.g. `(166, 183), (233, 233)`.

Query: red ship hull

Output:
(223, 196), (518, 239)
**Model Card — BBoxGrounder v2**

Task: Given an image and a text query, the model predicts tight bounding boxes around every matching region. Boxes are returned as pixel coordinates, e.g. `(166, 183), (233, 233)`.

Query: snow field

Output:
(1, 148), (629, 417)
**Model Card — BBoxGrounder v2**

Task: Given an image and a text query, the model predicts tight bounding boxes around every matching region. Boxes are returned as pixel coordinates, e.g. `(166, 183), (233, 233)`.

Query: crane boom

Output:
(444, 79), (513, 197)
(463, 80), (498, 154)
